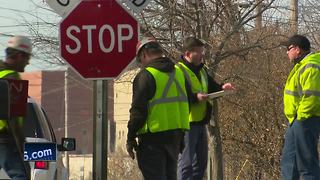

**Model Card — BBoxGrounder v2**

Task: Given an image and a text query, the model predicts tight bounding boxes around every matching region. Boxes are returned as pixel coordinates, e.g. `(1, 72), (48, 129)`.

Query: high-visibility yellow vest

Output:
(137, 66), (190, 135)
(0, 69), (23, 131)
(176, 62), (208, 122)
(0, 69), (20, 79)
(284, 53), (320, 124)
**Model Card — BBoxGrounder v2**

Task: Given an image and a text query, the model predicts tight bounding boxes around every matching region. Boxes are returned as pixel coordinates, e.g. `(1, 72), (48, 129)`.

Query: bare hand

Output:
(222, 83), (236, 90)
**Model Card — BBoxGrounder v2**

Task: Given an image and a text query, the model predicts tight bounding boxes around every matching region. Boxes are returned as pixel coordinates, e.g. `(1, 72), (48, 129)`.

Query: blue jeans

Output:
(0, 143), (28, 180)
(178, 124), (208, 180)
(280, 118), (320, 180)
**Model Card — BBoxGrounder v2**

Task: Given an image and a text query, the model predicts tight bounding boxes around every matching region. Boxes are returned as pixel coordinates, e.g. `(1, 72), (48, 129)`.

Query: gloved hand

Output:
(126, 139), (138, 159)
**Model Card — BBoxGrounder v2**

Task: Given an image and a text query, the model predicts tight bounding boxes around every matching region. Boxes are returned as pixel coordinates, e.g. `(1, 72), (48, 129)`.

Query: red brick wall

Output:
(22, 69), (114, 154)
(41, 71), (66, 149)
(21, 71), (42, 103)
(65, 69), (94, 154)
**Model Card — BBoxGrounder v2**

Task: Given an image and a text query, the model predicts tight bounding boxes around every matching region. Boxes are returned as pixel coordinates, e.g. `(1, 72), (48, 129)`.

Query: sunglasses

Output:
(287, 46), (295, 51)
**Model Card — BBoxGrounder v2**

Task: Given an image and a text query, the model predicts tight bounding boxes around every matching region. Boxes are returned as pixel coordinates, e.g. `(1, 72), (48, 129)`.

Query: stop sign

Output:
(59, 0), (139, 79)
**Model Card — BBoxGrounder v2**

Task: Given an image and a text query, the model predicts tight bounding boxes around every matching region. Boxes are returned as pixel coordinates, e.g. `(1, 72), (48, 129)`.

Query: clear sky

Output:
(0, 0), (62, 71)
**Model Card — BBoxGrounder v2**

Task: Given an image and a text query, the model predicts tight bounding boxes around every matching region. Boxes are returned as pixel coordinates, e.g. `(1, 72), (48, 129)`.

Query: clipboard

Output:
(207, 90), (233, 99)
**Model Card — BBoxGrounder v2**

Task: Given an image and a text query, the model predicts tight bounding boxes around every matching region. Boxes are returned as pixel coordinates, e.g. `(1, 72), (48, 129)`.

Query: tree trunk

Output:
(207, 100), (224, 180)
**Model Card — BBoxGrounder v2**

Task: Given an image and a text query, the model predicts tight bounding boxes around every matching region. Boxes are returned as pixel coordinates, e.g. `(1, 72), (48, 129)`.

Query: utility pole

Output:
(290, 0), (298, 34)
(64, 68), (69, 180)
(194, 0), (203, 38)
(255, 0), (263, 31)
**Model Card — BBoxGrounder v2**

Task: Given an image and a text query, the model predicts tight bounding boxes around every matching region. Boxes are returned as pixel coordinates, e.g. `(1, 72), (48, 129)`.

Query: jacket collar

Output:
(180, 55), (204, 74)
(294, 52), (312, 64)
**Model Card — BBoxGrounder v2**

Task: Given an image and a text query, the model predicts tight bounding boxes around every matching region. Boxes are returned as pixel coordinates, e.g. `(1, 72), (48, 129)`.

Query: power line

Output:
(0, 32), (13, 37)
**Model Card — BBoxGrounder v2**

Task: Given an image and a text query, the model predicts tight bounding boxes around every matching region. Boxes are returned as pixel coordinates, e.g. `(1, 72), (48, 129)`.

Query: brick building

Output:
(21, 69), (115, 154)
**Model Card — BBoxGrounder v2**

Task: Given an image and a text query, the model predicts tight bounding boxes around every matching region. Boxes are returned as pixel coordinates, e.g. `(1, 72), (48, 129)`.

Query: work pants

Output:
(281, 118), (320, 180)
(178, 124), (208, 180)
(137, 139), (181, 180)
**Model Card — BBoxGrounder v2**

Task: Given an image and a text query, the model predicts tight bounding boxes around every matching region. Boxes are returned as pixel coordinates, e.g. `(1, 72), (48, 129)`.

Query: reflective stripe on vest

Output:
(137, 66), (190, 135)
(297, 63), (320, 96)
(176, 62), (208, 122)
(284, 53), (320, 123)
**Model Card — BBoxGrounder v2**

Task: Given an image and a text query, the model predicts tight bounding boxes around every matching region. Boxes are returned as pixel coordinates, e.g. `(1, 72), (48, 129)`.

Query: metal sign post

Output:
(93, 80), (108, 180)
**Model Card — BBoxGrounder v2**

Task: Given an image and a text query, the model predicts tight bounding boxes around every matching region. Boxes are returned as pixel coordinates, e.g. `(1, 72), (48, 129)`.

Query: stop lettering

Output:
(66, 24), (133, 54)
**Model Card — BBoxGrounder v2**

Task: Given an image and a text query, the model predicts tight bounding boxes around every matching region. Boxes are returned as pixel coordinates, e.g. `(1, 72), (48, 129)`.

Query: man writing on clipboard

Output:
(176, 37), (235, 180)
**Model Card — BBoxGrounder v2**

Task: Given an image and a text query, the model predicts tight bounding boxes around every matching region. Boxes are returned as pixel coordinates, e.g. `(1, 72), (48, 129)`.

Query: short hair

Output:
(282, 34), (311, 51)
(183, 37), (205, 52)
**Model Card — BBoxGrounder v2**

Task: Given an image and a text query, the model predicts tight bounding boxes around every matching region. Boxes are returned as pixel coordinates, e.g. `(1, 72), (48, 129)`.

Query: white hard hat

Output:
(136, 37), (157, 55)
(7, 36), (32, 54)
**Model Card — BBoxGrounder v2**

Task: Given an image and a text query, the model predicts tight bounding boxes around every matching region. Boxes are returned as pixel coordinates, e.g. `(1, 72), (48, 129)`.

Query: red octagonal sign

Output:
(60, 0), (139, 79)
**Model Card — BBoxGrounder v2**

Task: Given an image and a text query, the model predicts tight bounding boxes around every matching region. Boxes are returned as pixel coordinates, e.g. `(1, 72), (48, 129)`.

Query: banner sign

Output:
(24, 143), (57, 161)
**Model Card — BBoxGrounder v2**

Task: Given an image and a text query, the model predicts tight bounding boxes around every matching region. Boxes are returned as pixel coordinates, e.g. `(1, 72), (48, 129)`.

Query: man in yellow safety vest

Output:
(126, 37), (190, 180)
(280, 34), (320, 180)
(176, 37), (235, 180)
